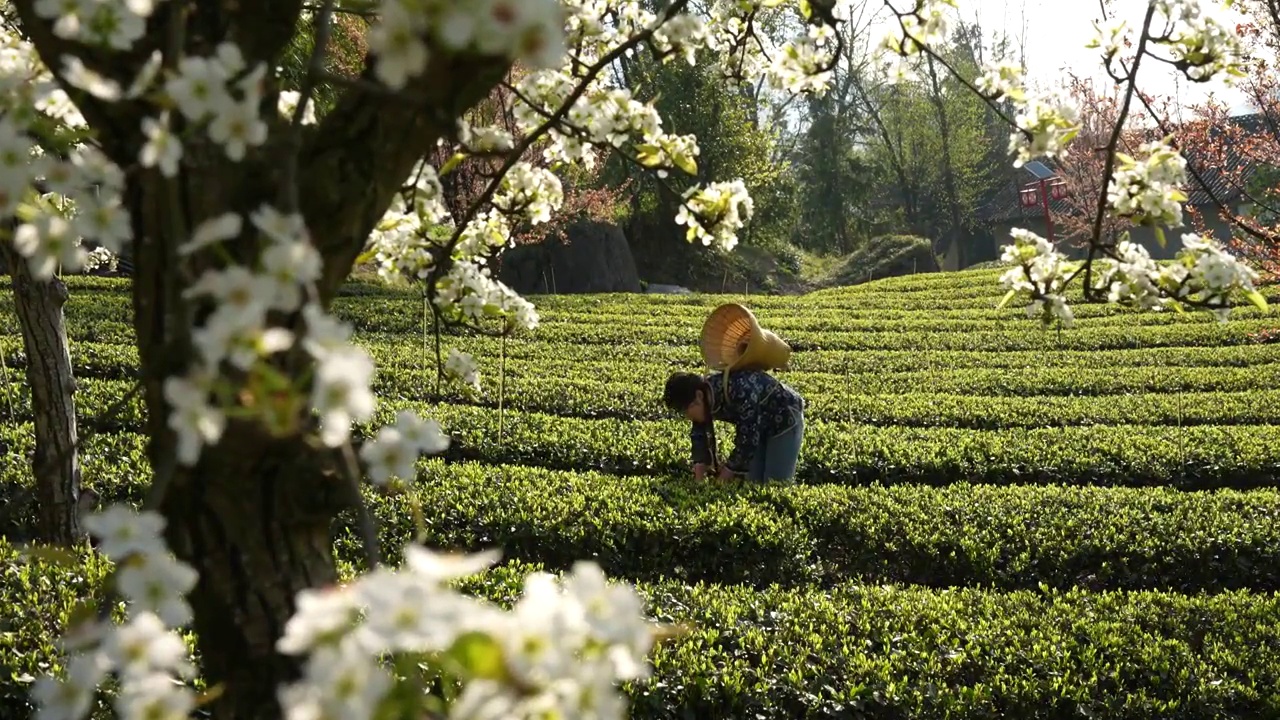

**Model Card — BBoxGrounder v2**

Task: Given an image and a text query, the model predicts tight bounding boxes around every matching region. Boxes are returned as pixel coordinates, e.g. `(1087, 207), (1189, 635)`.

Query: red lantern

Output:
(1050, 180), (1068, 200)
(1019, 186), (1039, 207)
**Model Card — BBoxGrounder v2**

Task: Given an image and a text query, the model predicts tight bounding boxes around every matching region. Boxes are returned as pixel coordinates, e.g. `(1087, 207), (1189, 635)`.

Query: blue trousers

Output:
(745, 407), (805, 482)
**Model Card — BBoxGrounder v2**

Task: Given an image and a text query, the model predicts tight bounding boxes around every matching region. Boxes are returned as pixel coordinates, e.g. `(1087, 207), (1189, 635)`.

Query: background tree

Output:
(858, 21), (1011, 263)
(0, 7), (108, 545)
(1179, 54), (1280, 280)
(604, 41), (795, 285)
(788, 0), (883, 253)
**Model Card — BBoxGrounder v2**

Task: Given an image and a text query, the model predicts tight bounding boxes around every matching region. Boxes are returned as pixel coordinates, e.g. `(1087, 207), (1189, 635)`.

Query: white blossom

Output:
(140, 113), (183, 177)
(1107, 139), (1188, 227)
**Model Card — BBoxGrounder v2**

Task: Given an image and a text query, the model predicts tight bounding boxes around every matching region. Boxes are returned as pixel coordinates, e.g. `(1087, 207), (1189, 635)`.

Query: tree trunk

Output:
(157, 423), (352, 720)
(2, 241), (84, 545)
(924, 54), (965, 258)
(122, 171), (357, 719)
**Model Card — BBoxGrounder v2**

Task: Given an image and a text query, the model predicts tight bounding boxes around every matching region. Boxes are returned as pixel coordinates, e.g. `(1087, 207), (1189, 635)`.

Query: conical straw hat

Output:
(700, 303), (757, 369)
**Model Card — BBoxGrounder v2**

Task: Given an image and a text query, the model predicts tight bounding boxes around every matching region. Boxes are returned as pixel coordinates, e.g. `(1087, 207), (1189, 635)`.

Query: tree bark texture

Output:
(2, 241), (83, 545)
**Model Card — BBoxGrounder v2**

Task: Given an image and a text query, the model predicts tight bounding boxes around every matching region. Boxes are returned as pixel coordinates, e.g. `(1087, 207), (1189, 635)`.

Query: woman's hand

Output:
(717, 464), (736, 481)
(693, 463), (708, 481)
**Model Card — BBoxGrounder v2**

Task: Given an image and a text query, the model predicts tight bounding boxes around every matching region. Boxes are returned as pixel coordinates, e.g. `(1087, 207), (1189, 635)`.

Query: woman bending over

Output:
(662, 369), (805, 482)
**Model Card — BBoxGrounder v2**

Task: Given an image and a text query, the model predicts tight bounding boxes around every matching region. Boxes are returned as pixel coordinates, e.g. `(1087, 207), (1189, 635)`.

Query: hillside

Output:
(3, 267), (1280, 717)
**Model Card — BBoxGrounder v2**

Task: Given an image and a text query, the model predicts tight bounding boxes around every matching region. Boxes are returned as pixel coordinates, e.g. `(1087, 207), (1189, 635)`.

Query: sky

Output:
(855, 0), (1258, 115)
(958, 0), (1254, 113)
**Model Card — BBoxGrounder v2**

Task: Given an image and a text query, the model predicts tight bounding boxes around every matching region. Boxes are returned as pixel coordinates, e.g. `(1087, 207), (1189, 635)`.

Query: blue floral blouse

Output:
(689, 369), (805, 472)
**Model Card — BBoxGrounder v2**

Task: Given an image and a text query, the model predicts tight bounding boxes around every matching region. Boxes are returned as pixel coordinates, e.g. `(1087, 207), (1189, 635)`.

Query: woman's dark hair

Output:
(663, 372), (705, 411)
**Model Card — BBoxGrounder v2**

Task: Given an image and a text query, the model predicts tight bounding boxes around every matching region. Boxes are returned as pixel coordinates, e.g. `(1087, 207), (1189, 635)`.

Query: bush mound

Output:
(828, 233), (939, 286)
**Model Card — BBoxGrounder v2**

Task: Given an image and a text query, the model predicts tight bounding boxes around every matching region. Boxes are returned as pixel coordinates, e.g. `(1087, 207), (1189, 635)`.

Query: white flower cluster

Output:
(768, 24), (839, 94)
(445, 348), (482, 393)
(676, 179), (755, 251)
(33, 506), (198, 720)
(877, 0), (957, 82)
(511, 70), (700, 176)
(371, 159), (454, 281)
(367, 165), (541, 335)
(999, 228), (1076, 327)
(974, 60), (1021, 98)
(367, 0), (567, 89)
(1092, 232), (1264, 321)
(1165, 232), (1264, 320)
(494, 0), (837, 258)
(1150, 0), (1248, 82)
(458, 117), (516, 153)
(32, 0), (162, 50)
(1090, 237), (1167, 310)
(883, 11), (1079, 167)
(1, 131), (129, 280)
(277, 89), (318, 125)
(495, 163), (565, 225)
(974, 61), (1080, 167)
(1086, 18), (1132, 61)
(1107, 139), (1189, 228)
(83, 245), (118, 273)
(651, 12), (709, 65)
(0, 24), (132, 279)
(435, 251), (540, 331)
(1003, 229), (1265, 326)
(0, 25), (85, 126)
(277, 547), (653, 720)
(161, 43), (270, 163)
(360, 410), (450, 485)
(169, 206), (356, 457)
(704, 0), (844, 93)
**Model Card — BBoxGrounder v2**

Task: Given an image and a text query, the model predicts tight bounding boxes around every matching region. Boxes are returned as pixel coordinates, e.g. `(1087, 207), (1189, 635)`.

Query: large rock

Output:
(645, 283), (692, 294)
(498, 219), (641, 294)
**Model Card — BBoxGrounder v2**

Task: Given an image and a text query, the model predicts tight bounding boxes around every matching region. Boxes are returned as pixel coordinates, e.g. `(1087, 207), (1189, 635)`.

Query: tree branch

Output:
(296, 52), (512, 303)
(1086, 3), (1158, 299)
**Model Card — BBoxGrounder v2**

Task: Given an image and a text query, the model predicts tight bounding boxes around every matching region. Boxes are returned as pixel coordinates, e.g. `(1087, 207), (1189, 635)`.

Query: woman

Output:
(662, 369), (805, 482)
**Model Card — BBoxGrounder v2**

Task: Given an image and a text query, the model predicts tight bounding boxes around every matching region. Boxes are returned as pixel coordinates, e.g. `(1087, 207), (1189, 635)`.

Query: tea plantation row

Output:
(5, 538), (1280, 718)
(6, 436), (1278, 593)
(2, 267), (1279, 718)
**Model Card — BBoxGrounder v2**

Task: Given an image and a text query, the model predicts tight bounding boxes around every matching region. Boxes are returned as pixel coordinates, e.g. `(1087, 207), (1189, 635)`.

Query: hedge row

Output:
(7, 372), (1274, 430)
(421, 359), (1280, 399)
(603, 579), (1280, 719)
(2, 392), (1276, 489)
(24, 284), (1072, 326)
(6, 263), (1274, 299)
(536, 310), (1265, 336)
(7, 538), (1280, 720)
(515, 318), (1280, 352)
(374, 375), (1280, 427)
(335, 294), (1273, 333)
(0, 539), (112, 719)
(339, 460), (1280, 593)
(17, 309), (1275, 353)
(402, 403), (1280, 488)
(6, 279), (1277, 336)
(5, 428), (1277, 594)
(359, 340), (1280, 373)
(9, 337), (1280, 391)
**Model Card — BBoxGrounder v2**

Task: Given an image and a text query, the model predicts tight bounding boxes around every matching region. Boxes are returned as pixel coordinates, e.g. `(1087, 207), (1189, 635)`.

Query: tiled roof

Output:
(979, 113), (1263, 222)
